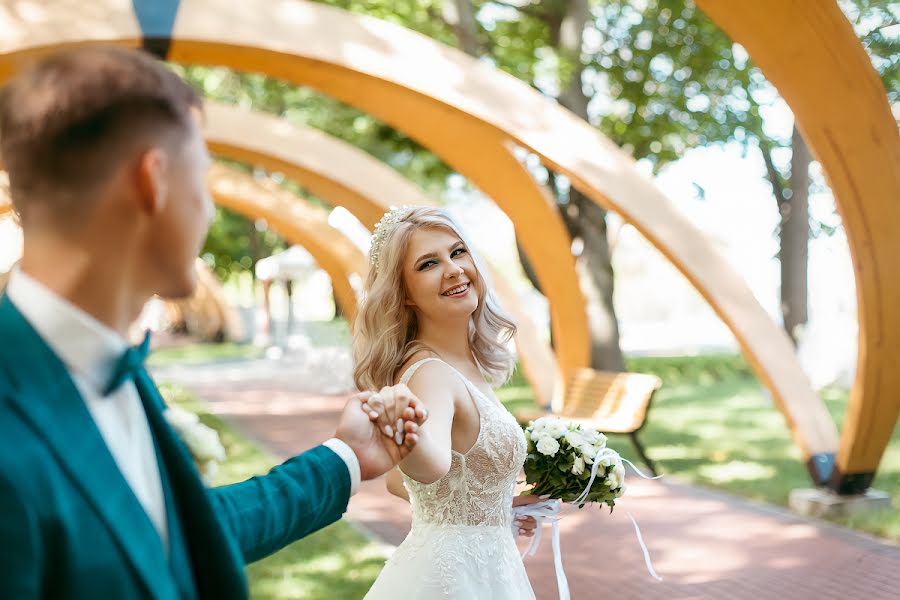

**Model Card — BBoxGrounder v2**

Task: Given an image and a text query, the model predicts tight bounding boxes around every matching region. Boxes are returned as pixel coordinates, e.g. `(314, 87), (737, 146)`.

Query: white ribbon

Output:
(573, 455), (663, 506)
(626, 511), (663, 582)
(572, 451), (607, 506)
(513, 499), (569, 600)
(621, 458), (664, 481)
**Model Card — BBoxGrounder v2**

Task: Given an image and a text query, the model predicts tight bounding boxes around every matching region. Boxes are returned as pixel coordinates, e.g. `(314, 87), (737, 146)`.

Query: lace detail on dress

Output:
(398, 358), (527, 528)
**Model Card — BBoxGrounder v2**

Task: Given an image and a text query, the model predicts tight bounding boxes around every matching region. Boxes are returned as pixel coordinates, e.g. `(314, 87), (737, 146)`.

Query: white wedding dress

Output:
(364, 358), (535, 599)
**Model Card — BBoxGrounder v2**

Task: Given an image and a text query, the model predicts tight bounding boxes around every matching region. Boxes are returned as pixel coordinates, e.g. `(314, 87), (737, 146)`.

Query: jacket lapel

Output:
(134, 371), (248, 600)
(149, 423), (199, 600)
(0, 296), (178, 599)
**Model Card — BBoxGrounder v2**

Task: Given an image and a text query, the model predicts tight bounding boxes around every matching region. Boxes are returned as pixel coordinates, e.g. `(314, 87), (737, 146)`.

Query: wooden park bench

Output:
(516, 368), (663, 476)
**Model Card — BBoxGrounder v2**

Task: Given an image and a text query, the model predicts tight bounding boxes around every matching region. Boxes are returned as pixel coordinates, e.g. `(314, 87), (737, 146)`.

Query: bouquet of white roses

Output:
(517, 417), (662, 597)
(523, 416), (626, 509)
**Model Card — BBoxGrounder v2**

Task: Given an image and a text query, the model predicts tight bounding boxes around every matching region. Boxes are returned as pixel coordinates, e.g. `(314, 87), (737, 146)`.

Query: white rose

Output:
(596, 448), (619, 468)
(613, 462), (626, 484)
(164, 405), (199, 429)
(548, 421), (568, 439)
(532, 416), (556, 430)
(606, 471), (620, 489)
(182, 422), (226, 462)
(572, 455), (585, 476)
(580, 443), (599, 462)
(589, 432), (608, 448)
(565, 430), (590, 448)
(536, 436), (561, 457)
(534, 417), (566, 439)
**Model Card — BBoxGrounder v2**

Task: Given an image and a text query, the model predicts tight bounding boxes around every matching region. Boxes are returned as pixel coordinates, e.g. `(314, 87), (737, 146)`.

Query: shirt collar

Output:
(6, 268), (128, 393)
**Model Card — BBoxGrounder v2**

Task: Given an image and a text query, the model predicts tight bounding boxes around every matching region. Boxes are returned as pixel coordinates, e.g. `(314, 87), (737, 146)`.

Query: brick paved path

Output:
(155, 363), (900, 600)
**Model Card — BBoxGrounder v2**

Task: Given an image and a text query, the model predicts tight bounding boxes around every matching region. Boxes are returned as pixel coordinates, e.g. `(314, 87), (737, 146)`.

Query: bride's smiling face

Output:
(403, 226), (479, 323)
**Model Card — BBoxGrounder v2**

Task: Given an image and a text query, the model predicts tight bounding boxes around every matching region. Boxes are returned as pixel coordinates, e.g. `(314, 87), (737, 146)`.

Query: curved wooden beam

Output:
(203, 102), (557, 407)
(0, 0), (844, 483)
(207, 163), (364, 322)
(697, 0), (900, 492)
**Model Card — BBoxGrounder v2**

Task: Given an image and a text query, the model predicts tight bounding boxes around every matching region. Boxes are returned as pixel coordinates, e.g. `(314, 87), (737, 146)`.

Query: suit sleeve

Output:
(208, 445), (351, 563)
(0, 471), (43, 598)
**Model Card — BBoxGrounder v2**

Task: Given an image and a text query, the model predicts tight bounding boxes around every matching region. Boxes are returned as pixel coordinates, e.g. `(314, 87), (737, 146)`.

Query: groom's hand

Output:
(334, 386), (428, 481)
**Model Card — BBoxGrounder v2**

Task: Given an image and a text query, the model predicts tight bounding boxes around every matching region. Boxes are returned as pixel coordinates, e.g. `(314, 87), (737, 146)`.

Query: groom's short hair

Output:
(0, 45), (202, 222)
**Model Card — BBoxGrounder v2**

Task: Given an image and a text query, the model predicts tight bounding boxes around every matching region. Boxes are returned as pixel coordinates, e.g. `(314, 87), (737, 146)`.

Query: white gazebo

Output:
(255, 245), (318, 342)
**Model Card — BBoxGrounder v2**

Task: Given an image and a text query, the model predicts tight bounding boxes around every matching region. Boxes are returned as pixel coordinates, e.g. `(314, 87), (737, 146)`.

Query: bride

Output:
(354, 206), (537, 599)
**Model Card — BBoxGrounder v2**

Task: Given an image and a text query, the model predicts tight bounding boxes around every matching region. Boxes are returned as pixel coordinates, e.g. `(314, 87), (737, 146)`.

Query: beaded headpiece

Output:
(369, 205), (414, 272)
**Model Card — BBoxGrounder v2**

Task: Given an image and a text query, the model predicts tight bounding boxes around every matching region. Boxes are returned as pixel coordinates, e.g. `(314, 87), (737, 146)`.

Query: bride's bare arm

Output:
(385, 467), (409, 501)
(396, 362), (459, 484)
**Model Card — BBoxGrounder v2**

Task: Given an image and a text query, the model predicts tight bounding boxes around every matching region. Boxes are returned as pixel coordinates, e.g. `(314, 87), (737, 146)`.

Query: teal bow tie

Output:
(103, 330), (152, 397)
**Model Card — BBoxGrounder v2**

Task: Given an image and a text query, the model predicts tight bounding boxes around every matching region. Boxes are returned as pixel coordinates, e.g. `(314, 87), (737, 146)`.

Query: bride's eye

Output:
(417, 260), (437, 271)
(451, 247), (467, 258)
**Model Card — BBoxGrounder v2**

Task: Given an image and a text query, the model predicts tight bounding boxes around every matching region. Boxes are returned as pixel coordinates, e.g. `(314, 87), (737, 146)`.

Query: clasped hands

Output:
(334, 384), (427, 481)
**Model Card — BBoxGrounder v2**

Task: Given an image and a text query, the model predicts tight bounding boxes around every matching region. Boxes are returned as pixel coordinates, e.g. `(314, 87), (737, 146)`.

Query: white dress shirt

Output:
(6, 269), (361, 551)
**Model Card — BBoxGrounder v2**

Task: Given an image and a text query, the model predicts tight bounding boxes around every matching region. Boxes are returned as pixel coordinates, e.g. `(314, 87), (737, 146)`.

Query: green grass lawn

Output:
(160, 384), (386, 599)
(149, 342), (263, 367)
(499, 354), (900, 542)
(148, 319), (352, 368)
(301, 319), (352, 348)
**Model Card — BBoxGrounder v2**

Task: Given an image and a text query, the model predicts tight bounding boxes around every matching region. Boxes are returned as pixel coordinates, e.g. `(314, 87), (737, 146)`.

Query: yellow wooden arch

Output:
(11, 0), (897, 487)
(206, 163), (364, 323)
(696, 0), (900, 491)
(203, 102), (557, 407)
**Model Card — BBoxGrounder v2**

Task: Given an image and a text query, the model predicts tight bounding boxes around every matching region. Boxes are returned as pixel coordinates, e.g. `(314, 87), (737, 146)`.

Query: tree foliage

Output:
(186, 0), (896, 341)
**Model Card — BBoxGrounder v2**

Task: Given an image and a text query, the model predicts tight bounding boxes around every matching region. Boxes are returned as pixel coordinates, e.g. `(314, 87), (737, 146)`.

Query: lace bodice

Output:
(399, 358), (527, 527)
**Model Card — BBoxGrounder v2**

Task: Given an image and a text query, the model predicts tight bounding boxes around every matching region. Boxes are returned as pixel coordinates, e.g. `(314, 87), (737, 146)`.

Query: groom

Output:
(0, 46), (425, 599)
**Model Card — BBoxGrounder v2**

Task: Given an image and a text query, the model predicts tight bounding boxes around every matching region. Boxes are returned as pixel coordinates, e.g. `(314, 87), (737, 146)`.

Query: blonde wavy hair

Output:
(353, 206), (517, 391)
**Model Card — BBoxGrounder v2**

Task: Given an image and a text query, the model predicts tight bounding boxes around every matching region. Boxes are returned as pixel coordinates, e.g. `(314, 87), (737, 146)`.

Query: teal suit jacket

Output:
(0, 295), (352, 599)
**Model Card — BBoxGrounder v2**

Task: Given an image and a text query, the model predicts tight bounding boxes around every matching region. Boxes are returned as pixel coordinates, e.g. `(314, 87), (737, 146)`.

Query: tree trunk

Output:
(445, 0), (481, 56)
(780, 126), (810, 342)
(556, 0), (626, 371)
(567, 193), (626, 370)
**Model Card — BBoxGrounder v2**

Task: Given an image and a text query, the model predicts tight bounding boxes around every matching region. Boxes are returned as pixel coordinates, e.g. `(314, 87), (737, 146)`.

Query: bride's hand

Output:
(512, 495), (546, 538)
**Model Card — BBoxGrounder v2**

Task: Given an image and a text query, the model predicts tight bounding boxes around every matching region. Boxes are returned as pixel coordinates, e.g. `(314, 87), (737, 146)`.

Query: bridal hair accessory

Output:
(513, 417), (664, 600)
(369, 205), (415, 272)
